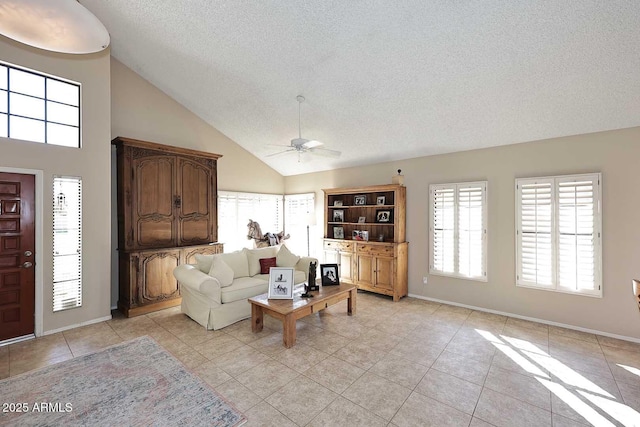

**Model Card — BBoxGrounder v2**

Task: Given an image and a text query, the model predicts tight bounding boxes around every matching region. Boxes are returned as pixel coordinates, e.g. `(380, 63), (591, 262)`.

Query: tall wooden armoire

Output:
(113, 137), (223, 316)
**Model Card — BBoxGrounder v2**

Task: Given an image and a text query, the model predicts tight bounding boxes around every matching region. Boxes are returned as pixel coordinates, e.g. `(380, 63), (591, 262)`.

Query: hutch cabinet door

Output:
(177, 157), (216, 246)
(373, 256), (395, 291)
(355, 252), (374, 287)
(131, 153), (177, 249)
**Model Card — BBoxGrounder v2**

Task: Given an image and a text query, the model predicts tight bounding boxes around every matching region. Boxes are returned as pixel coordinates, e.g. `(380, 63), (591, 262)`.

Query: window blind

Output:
(52, 176), (82, 312)
(516, 174), (601, 297)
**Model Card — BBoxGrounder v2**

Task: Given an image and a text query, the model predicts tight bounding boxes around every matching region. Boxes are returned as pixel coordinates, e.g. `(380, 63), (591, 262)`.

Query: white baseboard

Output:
(42, 315), (113, 336)
(408, 293), (640, 344)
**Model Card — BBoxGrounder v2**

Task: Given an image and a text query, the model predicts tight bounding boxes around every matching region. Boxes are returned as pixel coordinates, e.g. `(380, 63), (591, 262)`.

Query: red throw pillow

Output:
(259, 257), (277, 274)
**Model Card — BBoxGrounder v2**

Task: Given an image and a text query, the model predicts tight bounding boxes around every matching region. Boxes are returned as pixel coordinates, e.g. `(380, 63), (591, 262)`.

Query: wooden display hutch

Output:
(113, 137), (224, 316)
(323, 184), (408, 301)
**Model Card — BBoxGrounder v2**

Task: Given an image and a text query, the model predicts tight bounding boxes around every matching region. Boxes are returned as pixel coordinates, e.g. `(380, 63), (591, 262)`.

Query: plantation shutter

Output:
(517, 179), (554, 288)
(430, 186), (456, 274)
(52, 176), (82, 312)
(458, 184), (486, 279)
(217, 192), (240, 250)
(284, 193), (315, 256)
(556, 176), (600, 295)
(516, 173), (601, 296)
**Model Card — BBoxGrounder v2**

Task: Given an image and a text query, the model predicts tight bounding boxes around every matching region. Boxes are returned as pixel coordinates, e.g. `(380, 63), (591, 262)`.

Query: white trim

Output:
(42, 315), (112, 336)
(408, 293), (640, 345)
(0, 166), (44, 337)
(0, 333), (35, 347)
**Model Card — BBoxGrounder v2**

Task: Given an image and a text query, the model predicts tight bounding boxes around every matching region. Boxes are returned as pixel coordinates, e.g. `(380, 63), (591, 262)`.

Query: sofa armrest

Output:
(295, 256), (318, 277)
(173, 264), (221, 303)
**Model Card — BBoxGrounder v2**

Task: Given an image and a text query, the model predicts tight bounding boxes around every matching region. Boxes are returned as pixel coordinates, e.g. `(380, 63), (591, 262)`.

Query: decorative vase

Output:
(633, 279), (640, 311)
(392, 169), (404, 186)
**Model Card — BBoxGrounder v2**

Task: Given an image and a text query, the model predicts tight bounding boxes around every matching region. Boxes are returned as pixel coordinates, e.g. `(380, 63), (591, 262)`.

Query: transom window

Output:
(0, 61), (80, 148)
(516, 173), (602, 297)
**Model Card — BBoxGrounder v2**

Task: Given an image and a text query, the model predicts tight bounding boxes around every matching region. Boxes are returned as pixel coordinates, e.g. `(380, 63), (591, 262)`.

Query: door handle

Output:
(22, 262), (33, 269)
(24, 250), (33, 257)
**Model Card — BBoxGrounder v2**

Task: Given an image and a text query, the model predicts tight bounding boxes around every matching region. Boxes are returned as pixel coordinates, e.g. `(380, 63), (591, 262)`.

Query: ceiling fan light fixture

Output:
(0, 0), (110, 54)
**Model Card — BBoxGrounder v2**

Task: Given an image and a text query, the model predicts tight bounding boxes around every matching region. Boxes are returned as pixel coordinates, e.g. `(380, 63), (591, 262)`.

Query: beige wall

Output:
(0, 38), (112, 333)
(286, 127), (640, 340)
(110, 58), (283, 192)
(109, 58), (285, 305)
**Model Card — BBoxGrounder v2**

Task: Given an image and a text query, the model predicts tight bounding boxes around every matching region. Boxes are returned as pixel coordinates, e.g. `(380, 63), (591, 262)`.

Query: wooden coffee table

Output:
(248, 284), (356, 348)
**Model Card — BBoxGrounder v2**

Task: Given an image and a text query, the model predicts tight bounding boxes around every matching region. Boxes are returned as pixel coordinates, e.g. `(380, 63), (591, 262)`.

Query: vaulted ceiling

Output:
(82, 1), (640, 176)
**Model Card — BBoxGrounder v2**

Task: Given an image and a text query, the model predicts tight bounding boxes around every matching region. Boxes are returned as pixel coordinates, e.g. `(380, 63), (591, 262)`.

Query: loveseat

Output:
(173, 244), (317, 330)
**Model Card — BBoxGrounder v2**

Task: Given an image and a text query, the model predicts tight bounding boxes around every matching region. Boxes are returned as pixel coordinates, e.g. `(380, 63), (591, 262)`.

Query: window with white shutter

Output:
(217, 191), (283, 251)
(284, 193), (315, 256)
(429, 181), (487, 281)
(52, 176), (82, 311)
(516, 173), (601, 297)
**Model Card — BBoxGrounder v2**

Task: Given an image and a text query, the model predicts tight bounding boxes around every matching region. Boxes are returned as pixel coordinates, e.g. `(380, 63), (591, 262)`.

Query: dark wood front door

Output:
(0, 173), (35, 341)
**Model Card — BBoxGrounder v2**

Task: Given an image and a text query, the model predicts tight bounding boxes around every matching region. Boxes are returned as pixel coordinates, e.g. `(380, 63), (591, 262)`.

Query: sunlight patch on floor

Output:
(537, 378), (616, 427)
(617, 363), (640, 378)
(475, 328), (640, 427)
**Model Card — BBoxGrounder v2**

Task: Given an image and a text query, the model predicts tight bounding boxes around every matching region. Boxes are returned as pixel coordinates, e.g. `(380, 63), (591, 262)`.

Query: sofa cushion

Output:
(208, 257), (234, 287)
(259, 257), (277, 274)
(194, 254), (214, 273)
(276, 244), (300, 268)
(219, 250), (249, 278)
(220, 277), (269, 303)
(245, 246), (279, 276)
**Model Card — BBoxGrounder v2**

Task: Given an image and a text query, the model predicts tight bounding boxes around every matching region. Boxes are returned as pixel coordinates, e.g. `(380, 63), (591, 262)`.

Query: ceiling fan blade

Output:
(267, 144), (294, 148)
(301, 139), (323, 149)
(308, 147), (341, 158)
(266, 148), (297, 157)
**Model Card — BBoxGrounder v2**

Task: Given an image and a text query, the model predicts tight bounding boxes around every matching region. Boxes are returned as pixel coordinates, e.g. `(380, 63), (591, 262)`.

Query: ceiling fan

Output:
(267, 95), (341, 161)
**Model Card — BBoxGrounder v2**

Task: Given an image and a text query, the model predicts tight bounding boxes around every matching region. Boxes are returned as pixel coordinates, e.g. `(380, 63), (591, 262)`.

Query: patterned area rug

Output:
(0, 336), (246, 426)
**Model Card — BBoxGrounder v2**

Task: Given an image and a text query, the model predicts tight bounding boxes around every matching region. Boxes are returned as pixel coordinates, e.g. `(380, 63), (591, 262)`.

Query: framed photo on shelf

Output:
(333, 200), (343, 206)
(375, 209), (392, 223)
(376, 196), (385, 205)
(333, 226), (344, 239)
(332, 210), (344, 222)
(267, 267), (294, 299)
(320, 264), (339, 286)
(358, 216), (366, 223)
(352, 230), (369, 241)
(354, 195), (366, 205)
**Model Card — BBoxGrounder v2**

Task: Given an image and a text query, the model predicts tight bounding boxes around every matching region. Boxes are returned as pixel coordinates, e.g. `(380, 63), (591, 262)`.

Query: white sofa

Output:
(173, 244), (317, 330)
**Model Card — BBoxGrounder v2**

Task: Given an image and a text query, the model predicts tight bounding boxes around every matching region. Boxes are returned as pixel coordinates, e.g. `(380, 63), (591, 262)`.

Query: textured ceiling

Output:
(82, 1), (640, 176)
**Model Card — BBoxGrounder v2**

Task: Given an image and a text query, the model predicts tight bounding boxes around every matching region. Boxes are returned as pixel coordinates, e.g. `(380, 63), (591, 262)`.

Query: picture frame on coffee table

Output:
(320, 264), (340, 286)
(268, 267), (294, 299)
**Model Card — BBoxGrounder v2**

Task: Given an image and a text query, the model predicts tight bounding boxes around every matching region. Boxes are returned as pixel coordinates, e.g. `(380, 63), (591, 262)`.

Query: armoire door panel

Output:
(136, 158), (175, 216)
(139, 251), (180, 302)
(138, 220), (175, 246)
(180, 219), (210, 242)
(177, 158), (213, 245)
(133, 155), (177, 248)
(180, 161), (210, 215)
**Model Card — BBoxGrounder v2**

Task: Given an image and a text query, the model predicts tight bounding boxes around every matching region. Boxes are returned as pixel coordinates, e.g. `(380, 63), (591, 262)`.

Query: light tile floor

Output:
(2, 292), (640, 426)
